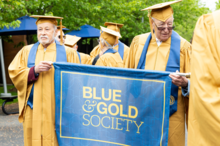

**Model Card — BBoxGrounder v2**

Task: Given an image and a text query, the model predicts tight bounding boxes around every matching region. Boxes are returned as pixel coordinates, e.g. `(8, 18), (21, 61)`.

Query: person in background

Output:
(55, 25), (66, 44)
(92, 26), (123, 67)
(64, 34), (90, 64)
(86, 22), (129, 65)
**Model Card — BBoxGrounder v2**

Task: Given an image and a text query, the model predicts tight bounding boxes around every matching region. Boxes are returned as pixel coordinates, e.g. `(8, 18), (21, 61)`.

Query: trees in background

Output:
(0, 1), (26, 28)
(0, 0), (210, 43)
(216, 0), (220, 10)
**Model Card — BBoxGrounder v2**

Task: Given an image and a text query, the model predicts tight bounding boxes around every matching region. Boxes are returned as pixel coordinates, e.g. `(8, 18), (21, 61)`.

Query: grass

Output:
(0, 85), (18, 106)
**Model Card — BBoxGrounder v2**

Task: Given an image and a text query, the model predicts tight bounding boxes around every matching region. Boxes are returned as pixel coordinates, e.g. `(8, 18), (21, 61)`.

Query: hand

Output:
(35, 61), (52, 74)
(169, 70), (188, 88)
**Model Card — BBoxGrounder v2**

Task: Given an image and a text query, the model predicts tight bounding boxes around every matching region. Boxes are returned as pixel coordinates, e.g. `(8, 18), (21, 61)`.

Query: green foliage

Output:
(0, 0), (211, 43)
(82, 39), (87, 45)
(216, 0), (220, 10)
(50, 0), (210, 42)
(0, 85), (18, 106)
(0, 0), (26, 29)
(14, 41), (25, 48)
(173, 0), (210, 41)
(2, 36), (13, 43)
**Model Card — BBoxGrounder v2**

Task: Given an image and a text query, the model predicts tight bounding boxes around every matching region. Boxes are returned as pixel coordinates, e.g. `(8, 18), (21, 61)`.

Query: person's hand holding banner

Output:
(35, 61), (53, 73)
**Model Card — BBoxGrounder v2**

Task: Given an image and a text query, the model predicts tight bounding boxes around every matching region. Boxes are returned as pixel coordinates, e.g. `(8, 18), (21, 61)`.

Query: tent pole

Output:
(0, 37), (11, 97)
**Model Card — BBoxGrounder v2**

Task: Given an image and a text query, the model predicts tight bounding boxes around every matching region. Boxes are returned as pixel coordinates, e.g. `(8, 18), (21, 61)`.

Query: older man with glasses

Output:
(125, 1), (191, 146)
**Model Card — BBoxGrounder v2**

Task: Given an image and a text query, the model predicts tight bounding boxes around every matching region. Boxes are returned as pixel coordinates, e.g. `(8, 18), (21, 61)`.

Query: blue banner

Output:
(54, 63), (172, 146)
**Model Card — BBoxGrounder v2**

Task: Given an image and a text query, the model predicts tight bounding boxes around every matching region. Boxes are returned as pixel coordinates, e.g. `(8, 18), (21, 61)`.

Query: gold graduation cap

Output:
(141, 0), (182, 37)
(30, 15), (64, 45)
(104, 22), (124, 33)
(57, 25), (66, 30)
(64, 35), (81, 47)
(100, 26), (121, 46)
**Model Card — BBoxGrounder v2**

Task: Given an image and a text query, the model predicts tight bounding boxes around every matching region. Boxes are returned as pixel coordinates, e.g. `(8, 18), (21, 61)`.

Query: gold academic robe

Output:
(8, 42), (80, 146)
(86, 42), (130, 65)
(95, 52), (124, 68)
(63, 45), (89, 64)
(79, 52), (90, 64)
(125, 32), (191, 146)
(188, 10), (220, 146)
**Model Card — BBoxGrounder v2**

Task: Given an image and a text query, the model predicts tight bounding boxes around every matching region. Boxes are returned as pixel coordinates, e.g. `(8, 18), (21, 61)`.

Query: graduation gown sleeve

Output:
(8, 45), (33, 122)
(65, 47), (81, 63)
(85, 45), (100, 65)
(79, 52), (90, 64)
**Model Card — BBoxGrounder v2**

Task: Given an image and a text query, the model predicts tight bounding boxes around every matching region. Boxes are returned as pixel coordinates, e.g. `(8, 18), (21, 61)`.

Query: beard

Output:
(39, 31), (56, 46)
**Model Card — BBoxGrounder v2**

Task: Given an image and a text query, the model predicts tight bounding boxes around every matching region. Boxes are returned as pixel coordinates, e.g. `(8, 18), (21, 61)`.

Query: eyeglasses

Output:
(58, 35), (66, 39)
(97, 38), (113, 48)
(152, 19), (175, 31)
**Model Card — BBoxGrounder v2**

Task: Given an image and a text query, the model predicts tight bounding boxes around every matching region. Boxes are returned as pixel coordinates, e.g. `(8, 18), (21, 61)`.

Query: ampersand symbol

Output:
(82, 100), (97, 113)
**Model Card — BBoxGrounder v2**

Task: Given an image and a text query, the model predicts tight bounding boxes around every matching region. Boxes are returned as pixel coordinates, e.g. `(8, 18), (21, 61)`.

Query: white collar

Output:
(155, 37), (162, 47)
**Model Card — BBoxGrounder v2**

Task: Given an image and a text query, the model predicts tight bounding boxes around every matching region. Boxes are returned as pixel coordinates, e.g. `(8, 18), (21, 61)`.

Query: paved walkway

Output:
(0, 103), (24, 146)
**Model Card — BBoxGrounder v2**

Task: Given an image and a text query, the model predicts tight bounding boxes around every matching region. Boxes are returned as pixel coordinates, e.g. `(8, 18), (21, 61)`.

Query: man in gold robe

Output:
(91, 26), (123, 67)
(86, 22), (129, 65)
(188, 10), (220, 146)
(8, 15), (80, 146)
(125, 1), (191, 146)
